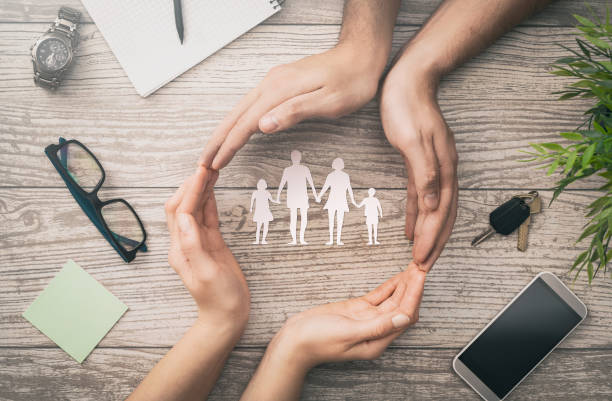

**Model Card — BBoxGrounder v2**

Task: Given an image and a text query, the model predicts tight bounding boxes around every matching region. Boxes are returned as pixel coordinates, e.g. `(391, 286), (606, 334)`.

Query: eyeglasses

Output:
(45, 138), (147, 262)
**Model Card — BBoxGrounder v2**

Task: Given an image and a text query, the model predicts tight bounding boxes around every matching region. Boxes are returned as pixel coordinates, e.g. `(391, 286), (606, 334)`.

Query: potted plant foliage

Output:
(525, 7), (612, 283)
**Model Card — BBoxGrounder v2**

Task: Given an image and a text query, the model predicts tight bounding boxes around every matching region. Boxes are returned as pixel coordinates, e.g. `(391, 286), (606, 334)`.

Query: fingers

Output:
(210, 69), (322, 170)
(352, 311), (412, 343)
(203, 191), (220, 229)
(398, 263), (427, 317)
(176, 212), (212, 269)
(412, 124), (458, 265)
(199, 86), (262, 168)
(377, 278), (407, 313)
(408, 135), (440, 214)
(259, 89), (324, 133)
(419, 179), (458, 272)
(176, 167), (210, 217)
(165, 181), (187, 233)
(404, 158), (418, 240)
(362, 273), (400, 305)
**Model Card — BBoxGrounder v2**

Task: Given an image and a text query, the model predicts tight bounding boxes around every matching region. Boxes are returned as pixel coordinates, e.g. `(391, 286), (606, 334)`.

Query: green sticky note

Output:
(22, 260), (128, 363)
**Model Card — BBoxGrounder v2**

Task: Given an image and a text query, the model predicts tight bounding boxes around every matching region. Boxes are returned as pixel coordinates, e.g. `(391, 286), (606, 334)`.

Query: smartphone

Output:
(453, 272), (587, 401)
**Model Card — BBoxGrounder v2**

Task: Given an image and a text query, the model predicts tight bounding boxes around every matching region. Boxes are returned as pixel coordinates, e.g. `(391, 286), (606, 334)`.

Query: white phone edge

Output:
(452, 271), (588, 401)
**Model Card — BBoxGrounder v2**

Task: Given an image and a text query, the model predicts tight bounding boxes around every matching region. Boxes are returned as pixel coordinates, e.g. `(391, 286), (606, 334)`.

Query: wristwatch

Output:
(30, 7), (81, 89)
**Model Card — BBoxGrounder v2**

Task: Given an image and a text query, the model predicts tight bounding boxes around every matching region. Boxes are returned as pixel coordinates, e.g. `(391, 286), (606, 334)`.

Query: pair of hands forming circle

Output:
(168, 41), (459, 367)
(198, 43), (458, 274)
(166, 166), (425, 367)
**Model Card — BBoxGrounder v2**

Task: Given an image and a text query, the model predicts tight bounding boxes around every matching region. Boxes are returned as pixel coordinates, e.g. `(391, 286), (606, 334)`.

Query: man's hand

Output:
(165, 166), (251, 331)
(199, 43), (383, 170)
(240, 264), (426, 401)
(380, 55), (458, 272)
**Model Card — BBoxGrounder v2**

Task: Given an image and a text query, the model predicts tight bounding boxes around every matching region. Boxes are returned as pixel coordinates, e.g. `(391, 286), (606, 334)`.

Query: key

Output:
(516, 191), (541, 252)
(471, 197), (531, 247)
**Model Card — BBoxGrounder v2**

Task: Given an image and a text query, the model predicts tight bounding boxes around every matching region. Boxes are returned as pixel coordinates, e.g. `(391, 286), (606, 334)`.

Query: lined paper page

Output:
(80, 0), (280, 96)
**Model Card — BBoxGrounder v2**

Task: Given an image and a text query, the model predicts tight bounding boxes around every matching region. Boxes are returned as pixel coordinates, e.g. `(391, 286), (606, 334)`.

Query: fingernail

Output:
(178, 213), (193, 233)
(392, 313), (411, 328)
(260, 114), (279, 132)
(424, 193), (438, 210)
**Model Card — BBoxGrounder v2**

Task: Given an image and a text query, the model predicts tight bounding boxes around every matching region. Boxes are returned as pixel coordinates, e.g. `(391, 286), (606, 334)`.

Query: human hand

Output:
(165, 167), (250, 335)
(315, 195), (321, 203)
(379, 52), (458, 272)
(199, 43), (385, 170)
(270, 263), (426, 370)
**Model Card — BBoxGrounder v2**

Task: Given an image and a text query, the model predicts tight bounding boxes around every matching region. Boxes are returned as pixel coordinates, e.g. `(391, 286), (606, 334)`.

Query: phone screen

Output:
(458, 277), (582, 399)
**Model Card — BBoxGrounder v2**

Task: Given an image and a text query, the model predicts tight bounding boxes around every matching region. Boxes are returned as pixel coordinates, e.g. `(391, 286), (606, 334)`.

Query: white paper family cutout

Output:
(249, 150), (383, 246)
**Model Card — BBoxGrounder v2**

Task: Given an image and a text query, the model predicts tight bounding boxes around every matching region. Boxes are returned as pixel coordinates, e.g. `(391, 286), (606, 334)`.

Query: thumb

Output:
(353, 312), (412, 342)
(259, 90), (323, 133)
(177, 213), (207, 265)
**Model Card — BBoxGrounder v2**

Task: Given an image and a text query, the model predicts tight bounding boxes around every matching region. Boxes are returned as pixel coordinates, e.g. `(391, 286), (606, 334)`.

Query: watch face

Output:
(36, 38), (70, 72)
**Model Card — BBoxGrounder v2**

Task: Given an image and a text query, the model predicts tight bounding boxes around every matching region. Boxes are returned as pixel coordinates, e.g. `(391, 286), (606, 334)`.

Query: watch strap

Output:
(52, 6), (81, 48)
(58, 6), (82, 24)
(33, 71), (61, 89)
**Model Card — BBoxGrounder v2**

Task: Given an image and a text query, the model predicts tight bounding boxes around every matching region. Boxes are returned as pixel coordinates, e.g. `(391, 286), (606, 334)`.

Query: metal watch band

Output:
(33, 72), (61, 89)
(58, 6), (82, 24)
(52, 6), (81, 48)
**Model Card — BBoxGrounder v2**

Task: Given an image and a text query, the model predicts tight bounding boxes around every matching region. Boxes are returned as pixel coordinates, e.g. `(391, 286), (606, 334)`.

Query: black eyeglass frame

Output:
(45, 138), (147, 263)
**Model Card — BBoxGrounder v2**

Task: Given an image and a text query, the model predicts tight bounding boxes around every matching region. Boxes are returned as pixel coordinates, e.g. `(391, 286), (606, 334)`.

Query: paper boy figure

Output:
(250, 179), (279, 244)
(357, 188), (383, 245)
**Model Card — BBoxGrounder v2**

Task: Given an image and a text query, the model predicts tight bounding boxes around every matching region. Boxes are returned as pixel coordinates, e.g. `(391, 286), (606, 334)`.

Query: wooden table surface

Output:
(1, 1), (611, 400)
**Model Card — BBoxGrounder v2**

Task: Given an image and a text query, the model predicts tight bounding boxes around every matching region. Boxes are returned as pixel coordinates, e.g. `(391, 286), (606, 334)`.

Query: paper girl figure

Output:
(250, 179), (279, 245)
(357, 188), (383, 245)
(317, 158), (357, 245)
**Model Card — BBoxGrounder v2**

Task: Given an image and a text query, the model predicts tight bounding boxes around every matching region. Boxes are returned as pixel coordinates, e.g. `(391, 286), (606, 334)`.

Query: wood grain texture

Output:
(0, 24), (606, 189)
(0, 347), (610, 401)
(0, 0), (607, 27)
(2, 188), (610, 348)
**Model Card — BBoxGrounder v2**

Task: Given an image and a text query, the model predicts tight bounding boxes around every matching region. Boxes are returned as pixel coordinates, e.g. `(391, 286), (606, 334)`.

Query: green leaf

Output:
(559, 92), (581, 100)
(541, 143), (565, 152)
(551, 69), (575, 77)
(600, 60), (612, 71)
(585, 35), (611, 49)
(572, 250), (588, 271)
(560, 132), (584, 141)
(577, 223), (601, 243)
(582, 143), (596, 168)
(547, 159), (560, 175)
(565, 149), (578, 174)
(574, 13), (596, 27)
(588, 262), (594, 283)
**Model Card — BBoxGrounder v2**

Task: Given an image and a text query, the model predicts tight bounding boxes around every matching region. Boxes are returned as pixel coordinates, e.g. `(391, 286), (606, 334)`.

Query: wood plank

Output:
(1, 188), (610, 348)
(0, 24), (605, 189)
(0, 0), (607, 27)
(0, 347), (609, 400)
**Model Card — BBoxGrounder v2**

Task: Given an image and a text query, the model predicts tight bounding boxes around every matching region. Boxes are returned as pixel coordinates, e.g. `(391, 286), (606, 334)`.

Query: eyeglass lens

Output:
(101, 201), (144, 251)
(58, 142), (103, 192)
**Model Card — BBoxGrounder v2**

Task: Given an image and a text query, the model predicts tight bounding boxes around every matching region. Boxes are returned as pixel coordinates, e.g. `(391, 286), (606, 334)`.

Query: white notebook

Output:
(80, 0), (282, 97)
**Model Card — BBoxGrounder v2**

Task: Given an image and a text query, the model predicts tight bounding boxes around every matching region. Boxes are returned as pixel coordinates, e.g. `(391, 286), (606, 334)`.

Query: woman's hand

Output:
(240, 264), (426, 401)
(379, 52), (458, 272)
(199, 42), (386, 170)
(165, 166), (250, 335)
(277, 264), (426, 368)
(129, 167), (250, 401)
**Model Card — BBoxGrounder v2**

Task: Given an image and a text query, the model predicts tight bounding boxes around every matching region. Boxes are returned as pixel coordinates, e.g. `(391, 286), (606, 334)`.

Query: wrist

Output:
(334, 40), (389, 81)
(391, 41), (444, 90)
(194, 315), (246, 345)
(267, 325), (313, 374)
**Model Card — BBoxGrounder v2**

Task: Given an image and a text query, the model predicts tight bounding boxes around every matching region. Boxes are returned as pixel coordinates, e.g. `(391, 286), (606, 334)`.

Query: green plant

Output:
(523, 6), (612, 283)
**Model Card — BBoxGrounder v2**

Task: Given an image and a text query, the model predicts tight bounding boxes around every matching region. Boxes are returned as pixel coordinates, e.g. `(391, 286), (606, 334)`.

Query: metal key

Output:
(516, 191), (541, 252)
(471, 197), (531, 246)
